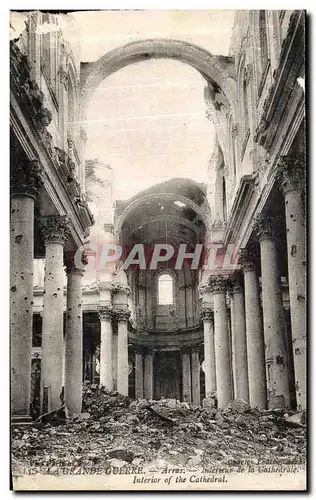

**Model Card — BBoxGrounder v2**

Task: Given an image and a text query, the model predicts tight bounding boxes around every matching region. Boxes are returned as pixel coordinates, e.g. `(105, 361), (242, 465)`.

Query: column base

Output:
(268, 395), (286, 410)
(11, 415), (33, 425)
(202, 397), (216, 409)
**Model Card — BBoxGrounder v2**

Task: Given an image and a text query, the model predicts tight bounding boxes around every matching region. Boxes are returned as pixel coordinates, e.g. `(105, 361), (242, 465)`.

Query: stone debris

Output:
(11, 384), (306, 475)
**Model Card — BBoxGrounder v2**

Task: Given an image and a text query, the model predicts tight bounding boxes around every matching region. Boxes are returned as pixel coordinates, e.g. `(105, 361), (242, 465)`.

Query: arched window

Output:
(259, 10), (269, 70)
(157, 274), (174, 305)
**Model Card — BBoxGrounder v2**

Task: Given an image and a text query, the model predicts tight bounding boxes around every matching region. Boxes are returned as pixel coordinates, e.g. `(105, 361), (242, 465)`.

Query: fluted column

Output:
(239, 249), (267, 408)
(182, 350), (192, 402)
(229, 277), (249, 403)
(64, 252), (85, 414)
(255, 215), (290, 408)
(10, 158), (43, 420)
(201, 308), (216, 398)
(115, 309), (130, 396)
(98, 305), (113, 390)
(135, 349), (144, 399)
(277, 156), (306, 409)
(191, 350), (201, 405)
(40, 215), (71, 412)
(209, 275), (233, 408)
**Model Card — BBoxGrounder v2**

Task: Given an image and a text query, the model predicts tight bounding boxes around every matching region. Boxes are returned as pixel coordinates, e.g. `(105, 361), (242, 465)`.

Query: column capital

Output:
(228, 274), (244, 296)
(40, 214), (72, 245)
(111, 283), (131, 296)
(238, 247), (257, 272)
(97, 281), (113, 292)
(181, 347), (192, 356)
(276, 154), (306, 194)
(114, 308), (131, 323)
(134, 346), (145, 355)
(191, 347), (201, 356)
(98, 305), (113, 321)
(143, 347), (154, 356)
(64, 250), (86, 275)
(208, 275), (229, 294)
(198, 282), (212, 296)
(201, 307), (214, 322)
(253, 214), (282, 241)
(10, 158), (43, 199)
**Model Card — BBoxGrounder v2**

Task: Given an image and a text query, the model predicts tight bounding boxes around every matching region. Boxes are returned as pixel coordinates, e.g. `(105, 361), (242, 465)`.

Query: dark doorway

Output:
(154, 351), (181, 400)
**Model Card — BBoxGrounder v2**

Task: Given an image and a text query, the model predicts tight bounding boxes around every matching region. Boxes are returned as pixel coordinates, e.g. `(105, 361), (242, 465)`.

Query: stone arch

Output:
(80, 38), (237, 113)
(115, 192), (209, 236)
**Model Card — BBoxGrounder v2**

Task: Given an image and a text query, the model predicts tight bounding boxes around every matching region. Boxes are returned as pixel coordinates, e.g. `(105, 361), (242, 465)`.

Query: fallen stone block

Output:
(284, 412), (306, 428)
(36, 405), (69, 425)
(223, 399), (250, 414)
(107, 448), (135, 463)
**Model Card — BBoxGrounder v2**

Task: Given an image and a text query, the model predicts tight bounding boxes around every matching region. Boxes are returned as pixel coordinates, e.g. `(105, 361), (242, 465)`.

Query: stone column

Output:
(255, 215), (290, 408)
(135, 349), (144, 399)
(201, 308), (216, 399)
(98, 305), (113, 390)
(10, 158), (43, 421)
(64, 252), (85, 414)
(277, 156), (306, 409)
(112, 334), (118, 391)
(191, 350), (201, 405)
(115, 309), (130, 396)
(112, 280), (131, 396)
(210, 275), (233, 408)
(98, 281), (114, 390)
(182, 350), (192, 403)
(144, 351), (154, 400)
(229, 277), (249, 403)
(40, 215), (71, 412)
(239, 248), (267, 408)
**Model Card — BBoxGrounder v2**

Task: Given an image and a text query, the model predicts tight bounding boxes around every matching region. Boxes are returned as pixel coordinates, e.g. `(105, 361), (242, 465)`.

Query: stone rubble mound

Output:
(12, 383), (306, 475)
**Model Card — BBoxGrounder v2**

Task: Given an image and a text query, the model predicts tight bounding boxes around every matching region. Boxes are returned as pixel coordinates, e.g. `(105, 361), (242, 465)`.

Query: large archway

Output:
(80, 38), (237, 113)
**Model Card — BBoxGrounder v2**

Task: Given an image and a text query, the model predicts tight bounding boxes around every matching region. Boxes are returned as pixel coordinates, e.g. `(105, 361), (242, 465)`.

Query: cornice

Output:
(10, 40), (94, 241)
(254, 11), (305, 150)
(223, 174), (257, 246)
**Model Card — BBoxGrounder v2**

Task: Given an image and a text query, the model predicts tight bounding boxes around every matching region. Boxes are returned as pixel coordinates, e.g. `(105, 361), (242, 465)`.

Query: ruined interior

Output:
(10, 10), (306, 420)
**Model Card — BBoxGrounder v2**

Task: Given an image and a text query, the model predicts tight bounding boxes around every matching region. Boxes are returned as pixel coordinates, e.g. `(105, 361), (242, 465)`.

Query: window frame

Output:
(156, 271), (175, 306)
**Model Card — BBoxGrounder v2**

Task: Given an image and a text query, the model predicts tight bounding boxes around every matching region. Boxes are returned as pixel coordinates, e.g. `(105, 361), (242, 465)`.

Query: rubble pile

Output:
(12, 384), (306, 475)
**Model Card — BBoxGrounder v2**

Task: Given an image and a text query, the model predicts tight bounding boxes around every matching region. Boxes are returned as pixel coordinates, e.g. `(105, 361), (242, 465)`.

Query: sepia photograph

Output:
(9, 8), (306, 491)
